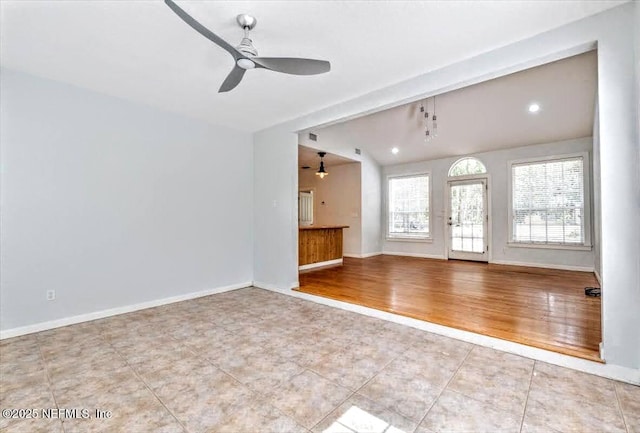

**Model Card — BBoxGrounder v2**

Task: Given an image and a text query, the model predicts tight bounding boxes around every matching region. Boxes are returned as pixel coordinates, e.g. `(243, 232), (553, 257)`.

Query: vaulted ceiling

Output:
(303, 51), (597, 166)
(0, 1), (624, 132)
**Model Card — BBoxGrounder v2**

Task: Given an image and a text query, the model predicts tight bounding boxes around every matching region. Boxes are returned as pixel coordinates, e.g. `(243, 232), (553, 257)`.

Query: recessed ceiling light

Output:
(391, 147), (399, 154)
(528, 103), (540, 113)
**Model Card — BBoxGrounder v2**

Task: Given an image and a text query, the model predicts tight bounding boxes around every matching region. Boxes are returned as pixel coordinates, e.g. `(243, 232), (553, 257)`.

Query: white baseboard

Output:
(490, 260), (594, 273)
(344, 252), (383, 258)
(594, 270), (602, 285)
(252, 281), (291, 295)
(298, 258), (342, 270)
(382, 251), (447, 260)
(361, 251), (383, 258)
(0, 281), (252, 340)
(259, 286), (638, 386)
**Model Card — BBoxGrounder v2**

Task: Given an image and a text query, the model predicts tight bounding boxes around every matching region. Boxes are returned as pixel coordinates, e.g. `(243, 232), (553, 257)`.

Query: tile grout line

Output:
(309, 341), (407, 393)
(613, 382), (630, 433)
(106, 330), (189, 433)
(308, 380), (357, 431)
(191, 335), (323, 431)
(411, 344), (475, 433)
(518, 359), (536, 433)
(35, 335), (65, 433)
(307, 340), (413, 431)
(113, 310), (299, 431)
(424, 348), (538, 427)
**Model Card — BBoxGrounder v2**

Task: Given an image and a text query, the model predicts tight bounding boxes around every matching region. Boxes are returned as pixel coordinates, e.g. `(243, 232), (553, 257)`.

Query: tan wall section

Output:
(299, 162), (362, 256)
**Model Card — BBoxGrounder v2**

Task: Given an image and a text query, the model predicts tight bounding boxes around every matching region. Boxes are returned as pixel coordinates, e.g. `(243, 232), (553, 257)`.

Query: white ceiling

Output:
(0, 1), (624, 133)
(306, 51), (597, 166)
(298, 144), (356, 171)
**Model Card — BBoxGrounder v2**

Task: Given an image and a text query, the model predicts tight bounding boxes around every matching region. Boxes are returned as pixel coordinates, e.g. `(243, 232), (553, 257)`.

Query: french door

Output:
(448, 179), (488, 261)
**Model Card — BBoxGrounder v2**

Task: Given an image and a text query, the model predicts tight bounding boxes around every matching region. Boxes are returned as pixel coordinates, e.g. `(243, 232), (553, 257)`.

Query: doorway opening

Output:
(298, 190), (314, 227)
(295, 50), (601, 362)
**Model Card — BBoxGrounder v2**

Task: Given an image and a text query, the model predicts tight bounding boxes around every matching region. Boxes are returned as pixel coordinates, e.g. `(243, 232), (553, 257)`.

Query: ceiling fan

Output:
(164, 0), (331, 92)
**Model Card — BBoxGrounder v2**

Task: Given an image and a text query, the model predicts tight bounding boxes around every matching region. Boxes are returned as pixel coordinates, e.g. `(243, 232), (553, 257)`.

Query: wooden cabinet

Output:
(299, 226), (348, 267)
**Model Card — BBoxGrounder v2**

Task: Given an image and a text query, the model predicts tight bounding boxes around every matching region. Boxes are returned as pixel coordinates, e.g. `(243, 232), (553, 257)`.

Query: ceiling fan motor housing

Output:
(237, 37), (258, 57)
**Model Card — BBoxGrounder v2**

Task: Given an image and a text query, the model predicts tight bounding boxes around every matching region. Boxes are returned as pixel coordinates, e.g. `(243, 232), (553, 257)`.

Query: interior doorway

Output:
(298, 190), (314, 226)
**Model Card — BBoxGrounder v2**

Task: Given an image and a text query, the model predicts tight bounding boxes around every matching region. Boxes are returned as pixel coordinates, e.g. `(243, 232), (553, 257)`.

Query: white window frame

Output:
(386, 172), (432, 242)
(507, 152), (592, 250)
(448, 157), (487, 177)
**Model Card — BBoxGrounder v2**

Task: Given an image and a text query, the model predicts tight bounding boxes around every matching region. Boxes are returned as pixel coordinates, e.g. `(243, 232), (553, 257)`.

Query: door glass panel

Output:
(450, 182), (485, 253)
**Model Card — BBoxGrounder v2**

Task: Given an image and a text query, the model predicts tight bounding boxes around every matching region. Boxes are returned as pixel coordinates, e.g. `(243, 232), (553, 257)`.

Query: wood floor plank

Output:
(297, 255), (602, 362)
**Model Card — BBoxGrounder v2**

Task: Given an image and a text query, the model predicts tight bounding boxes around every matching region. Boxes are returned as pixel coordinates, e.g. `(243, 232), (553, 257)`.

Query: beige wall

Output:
(299, 162), (362, 256)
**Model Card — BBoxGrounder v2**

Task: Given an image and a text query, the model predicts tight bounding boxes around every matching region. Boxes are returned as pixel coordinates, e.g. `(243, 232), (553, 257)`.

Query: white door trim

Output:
(446, 176), (491, 262)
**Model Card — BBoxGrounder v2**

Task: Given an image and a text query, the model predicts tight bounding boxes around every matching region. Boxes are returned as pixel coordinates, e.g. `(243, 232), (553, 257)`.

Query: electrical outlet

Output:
(46, 290), (55, 301)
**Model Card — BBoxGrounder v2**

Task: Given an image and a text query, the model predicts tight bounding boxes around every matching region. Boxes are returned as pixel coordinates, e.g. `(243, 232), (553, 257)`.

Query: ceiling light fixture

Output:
(528, 103), (540, 113)
(316, 152), (328, 179)
(391, 147), (399, 154)
(236, 58), (256, 70)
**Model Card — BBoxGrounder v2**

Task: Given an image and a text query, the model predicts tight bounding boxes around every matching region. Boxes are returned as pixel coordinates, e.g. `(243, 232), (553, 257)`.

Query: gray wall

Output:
(0, 69), (254, 331)
(383, 137), (594, 270)
(254, 3), (640, 369)
(595, 3), (639, 370)
(592, 101), (602, 279)
(253, 129), (299, 290)
(360, 151), (382, 255)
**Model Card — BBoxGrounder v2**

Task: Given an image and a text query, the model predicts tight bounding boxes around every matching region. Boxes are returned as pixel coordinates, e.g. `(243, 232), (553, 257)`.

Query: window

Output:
(387, 174), (430, 239)
(510, 154), (590, 246)
(448, 157), (487, 177)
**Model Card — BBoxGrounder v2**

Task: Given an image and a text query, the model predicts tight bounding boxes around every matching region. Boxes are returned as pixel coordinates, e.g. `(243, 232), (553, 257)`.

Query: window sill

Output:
(507, 242), (592, 251)
(386, 237), (433, 243)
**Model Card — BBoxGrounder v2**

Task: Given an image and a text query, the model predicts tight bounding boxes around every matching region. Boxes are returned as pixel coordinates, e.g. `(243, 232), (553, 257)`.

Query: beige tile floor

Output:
(0, 287), (638, 433)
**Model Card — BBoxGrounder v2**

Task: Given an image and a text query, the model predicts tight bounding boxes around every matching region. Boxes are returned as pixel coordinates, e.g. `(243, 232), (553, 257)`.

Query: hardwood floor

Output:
(296, 255), (602, 362)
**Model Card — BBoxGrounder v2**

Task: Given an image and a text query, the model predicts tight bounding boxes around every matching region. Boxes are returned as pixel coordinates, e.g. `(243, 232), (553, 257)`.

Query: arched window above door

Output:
(448, 157), (487, 177)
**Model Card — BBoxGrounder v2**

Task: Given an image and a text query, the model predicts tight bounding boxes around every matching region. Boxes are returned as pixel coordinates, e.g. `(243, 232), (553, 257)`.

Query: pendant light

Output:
(421, 96), (439, 142)
(432, 96), (438, 137)
(316, 151), (328, 179)
(422, 99), (431, 142)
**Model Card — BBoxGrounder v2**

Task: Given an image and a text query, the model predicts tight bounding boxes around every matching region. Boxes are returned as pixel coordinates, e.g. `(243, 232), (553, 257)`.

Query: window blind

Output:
(388, 175), (430, 238)
(512, 157), (584, 245)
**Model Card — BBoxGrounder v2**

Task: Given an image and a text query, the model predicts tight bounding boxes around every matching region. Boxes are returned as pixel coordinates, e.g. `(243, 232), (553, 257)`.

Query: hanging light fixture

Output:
(421, 100), (431, 142)
(421, 96), (439, 142)
(432, 96), (438, 137)
(316, 151), (328, 179)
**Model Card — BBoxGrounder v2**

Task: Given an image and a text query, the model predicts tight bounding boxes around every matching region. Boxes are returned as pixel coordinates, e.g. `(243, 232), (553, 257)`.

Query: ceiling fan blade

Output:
(252, 57), (331, 75)
(165, 0), (241, 60)
(219, 66), (246, 93)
